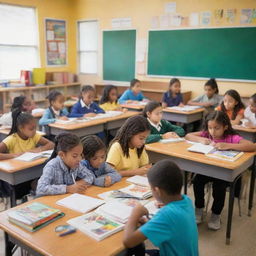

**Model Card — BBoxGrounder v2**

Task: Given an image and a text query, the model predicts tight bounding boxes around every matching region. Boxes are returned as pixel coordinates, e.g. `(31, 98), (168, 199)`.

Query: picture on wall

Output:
(45, 18), (67, 66)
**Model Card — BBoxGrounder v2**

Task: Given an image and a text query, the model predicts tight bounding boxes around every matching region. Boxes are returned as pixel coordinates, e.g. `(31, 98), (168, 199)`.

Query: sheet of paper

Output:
(160, 14), (169, 28)
(189, 13), (199, 26)
(201, 11), (211, 26)
(170, 14), (182, 26)
(136, 38), (147, 62)
(214, 9), (224, 24)
(151, 16), (159, 29)
(165, 2), (176, 13)
(111, 18), (121, 28)
(121, 17), (132, 28)
(225, 9), (236, 24)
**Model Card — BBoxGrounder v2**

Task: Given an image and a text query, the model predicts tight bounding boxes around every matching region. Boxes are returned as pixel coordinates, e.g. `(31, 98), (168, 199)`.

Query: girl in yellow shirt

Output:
(106, 115), (151, 176)
(0, 110), (54, 160)
(99, 85), (123, 111)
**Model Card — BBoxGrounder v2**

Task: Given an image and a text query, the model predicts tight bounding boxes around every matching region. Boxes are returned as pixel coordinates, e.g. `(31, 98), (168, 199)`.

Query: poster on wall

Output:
(45, 18), (67, 66)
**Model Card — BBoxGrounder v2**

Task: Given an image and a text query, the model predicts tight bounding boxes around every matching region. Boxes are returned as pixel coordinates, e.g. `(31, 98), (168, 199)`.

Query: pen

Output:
(59, 229), (76, 237)
(71, 173), (76, 184)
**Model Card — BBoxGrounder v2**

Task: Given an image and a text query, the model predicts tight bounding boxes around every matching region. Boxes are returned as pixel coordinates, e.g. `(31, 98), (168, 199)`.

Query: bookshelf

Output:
(0, 83), (81, 113)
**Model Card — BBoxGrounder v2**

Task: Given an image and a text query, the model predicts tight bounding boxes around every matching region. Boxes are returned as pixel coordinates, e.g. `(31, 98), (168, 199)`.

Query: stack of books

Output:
(8, 202), (64, 232)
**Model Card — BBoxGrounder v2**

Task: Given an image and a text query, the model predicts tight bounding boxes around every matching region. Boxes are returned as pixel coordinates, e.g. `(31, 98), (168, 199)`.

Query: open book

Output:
(119, 184), (152, 199)
(160, 137), (185, 144)
(56, 193), (105, 213)
(15, 150), (53, 162)
(188, 143), (244, 162)
(67, 211), (124, 241)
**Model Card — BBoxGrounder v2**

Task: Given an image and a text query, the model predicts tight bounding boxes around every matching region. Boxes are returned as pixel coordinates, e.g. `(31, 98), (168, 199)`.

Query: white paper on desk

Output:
(187, 143), (214, 154)
(165, 2), (176, 14)
(127, 175), (149, 187)
(189, 13), (199, 26)
(55, 118), (77, 124)
(56, 193), (105, 213)
(0, 162), (13, 171)
(167, 105), (201, 111)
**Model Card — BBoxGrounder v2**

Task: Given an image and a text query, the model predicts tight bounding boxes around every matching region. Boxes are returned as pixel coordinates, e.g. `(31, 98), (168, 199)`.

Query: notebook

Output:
(56, 193), (105, 213)
(15, 150), (53, 162)
(188, 143), (244, 162)
(126, 175), (149, 187)
(160, 137), (185, 144)
(67, 211), (124, 241)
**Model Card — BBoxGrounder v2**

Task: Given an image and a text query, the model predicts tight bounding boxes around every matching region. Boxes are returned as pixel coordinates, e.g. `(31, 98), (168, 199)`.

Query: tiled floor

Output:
(1, 186), (256, 256)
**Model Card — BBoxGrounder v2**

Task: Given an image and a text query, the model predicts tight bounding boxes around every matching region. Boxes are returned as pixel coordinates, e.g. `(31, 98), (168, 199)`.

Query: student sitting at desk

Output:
(81, 135), (121, 187)
(185, 111), (254, 230)
(99, 85), (123, 111)
(243, 93), (256, 128)
(107, 115), (151, 177)
(0, 110), (54, 160)
(216, 89), (245, 125)
(162, 78), (184, 107)
(187, 78), (220, 110)
(36, 133), (94, 196)
(143, 101), (185, 144)
(39, 90), (69, 126)
(69, 85), (105, 118)
(123, 159), (198, 256)
(118, 79), (147, 104)
(0, 95), (34, 127)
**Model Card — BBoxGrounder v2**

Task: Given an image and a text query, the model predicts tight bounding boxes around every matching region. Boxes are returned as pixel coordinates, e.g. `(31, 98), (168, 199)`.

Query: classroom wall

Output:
(1, 0), (77, 73)
(74, 0), (256, 98)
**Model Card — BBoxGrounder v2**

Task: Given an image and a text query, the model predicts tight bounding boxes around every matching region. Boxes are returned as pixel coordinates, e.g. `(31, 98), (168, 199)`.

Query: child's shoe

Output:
(208, 213), (221, 230)
(195, 208), (204, 224)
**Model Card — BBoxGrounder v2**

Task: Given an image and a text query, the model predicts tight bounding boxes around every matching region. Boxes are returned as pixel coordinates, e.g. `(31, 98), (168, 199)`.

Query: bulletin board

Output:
(45, 18), (67, 66)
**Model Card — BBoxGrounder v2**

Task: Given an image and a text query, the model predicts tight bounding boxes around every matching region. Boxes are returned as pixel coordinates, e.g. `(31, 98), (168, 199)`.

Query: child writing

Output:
(36, 133), (94, 196)
(0, 110), (54, 160)
(185, 111), (254, 230)
(243, 93), (256, 128)
(118, 79), (147, 104)
(81, 135), (121, 187)
(123, 159), (198, 256)
(0, 95), (34, 127)
(99, 85), (123, 111)
(188, 78), (220, 109)
(162, 78), (184, 107)
(143, 101), (185, 144)
(106, 115), (151, 176)
(216, 89), (245, 125)
(39, 90), (69, 126)
(70, 85), (104, 118)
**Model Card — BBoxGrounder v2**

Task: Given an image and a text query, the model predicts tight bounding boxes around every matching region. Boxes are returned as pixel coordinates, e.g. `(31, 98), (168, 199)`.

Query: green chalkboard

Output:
(103, 30), (136, 81)
(148, 27), (256, 81)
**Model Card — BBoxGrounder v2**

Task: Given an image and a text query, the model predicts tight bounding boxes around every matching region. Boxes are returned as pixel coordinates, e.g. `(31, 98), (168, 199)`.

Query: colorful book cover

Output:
(206, 149), (244, 162)
(67, 212), (124, 241)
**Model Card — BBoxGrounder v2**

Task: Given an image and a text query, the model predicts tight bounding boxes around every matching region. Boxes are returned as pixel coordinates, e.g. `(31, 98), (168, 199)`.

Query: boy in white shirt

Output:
(244, 93), (256, 128)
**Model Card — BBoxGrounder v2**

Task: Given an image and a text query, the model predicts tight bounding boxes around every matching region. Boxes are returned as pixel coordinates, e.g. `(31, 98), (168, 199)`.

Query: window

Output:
(78, 20), (98, 74)
(0, 4), (39, 80)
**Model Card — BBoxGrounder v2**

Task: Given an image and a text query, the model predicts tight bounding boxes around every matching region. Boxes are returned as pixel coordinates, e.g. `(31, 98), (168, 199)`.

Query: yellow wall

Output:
(74, 0), (256, 98)
(1, 0), (77, 73)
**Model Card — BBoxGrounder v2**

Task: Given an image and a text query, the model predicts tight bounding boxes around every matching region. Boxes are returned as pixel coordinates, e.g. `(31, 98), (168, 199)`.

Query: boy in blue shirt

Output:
(70, 85), (104, 118)
(123, 159), (199, 256)
(118, 79), (146, 104)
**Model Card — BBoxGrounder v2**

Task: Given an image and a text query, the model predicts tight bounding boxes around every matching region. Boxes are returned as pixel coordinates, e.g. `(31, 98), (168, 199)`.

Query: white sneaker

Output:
(195, 208), (204, 224)
(208, 213), (221, 230)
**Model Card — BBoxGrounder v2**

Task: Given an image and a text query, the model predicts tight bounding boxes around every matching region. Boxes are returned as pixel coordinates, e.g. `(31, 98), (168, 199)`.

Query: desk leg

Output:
(226, 181), (235, 245)
(248, 157), (256, 216)
(184, 171), (188, 194)
(4, 232), (14, 256)
(10, 185), (16, 208)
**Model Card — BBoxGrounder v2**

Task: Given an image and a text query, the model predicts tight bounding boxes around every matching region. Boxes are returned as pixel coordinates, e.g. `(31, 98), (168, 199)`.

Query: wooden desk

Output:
(0, 179), (130, 256)
(49, 119), (106, 137)
(145, 141), (255, 244)
(162, 107), (205, 124)
(0, 158), (47, 206)
(120, 103), (145, 112)
(233, 125), (256, 142)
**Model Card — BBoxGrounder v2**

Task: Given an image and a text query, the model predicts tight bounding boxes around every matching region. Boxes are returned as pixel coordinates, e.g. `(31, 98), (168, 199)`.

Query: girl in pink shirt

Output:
(185, 111), (254, 231)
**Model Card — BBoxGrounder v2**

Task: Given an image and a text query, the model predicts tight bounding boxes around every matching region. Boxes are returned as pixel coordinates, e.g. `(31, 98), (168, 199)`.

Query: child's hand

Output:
(122, 108), (128, 112)
(28, 148), (41, 153)
(66, 182), (88, 194)
(104, 176), (112, 187)
(179, 103), (185, 107)
(132, 203), (149, 218)
(214, 143), (230, 150)
(84, 113), (96, 118)
(126, 100), (134, 104)
(136, 164), (152, 175)
(162, 132), (179, 139)
(200, 137), (211, 145)
(58, 116), (68, 120)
